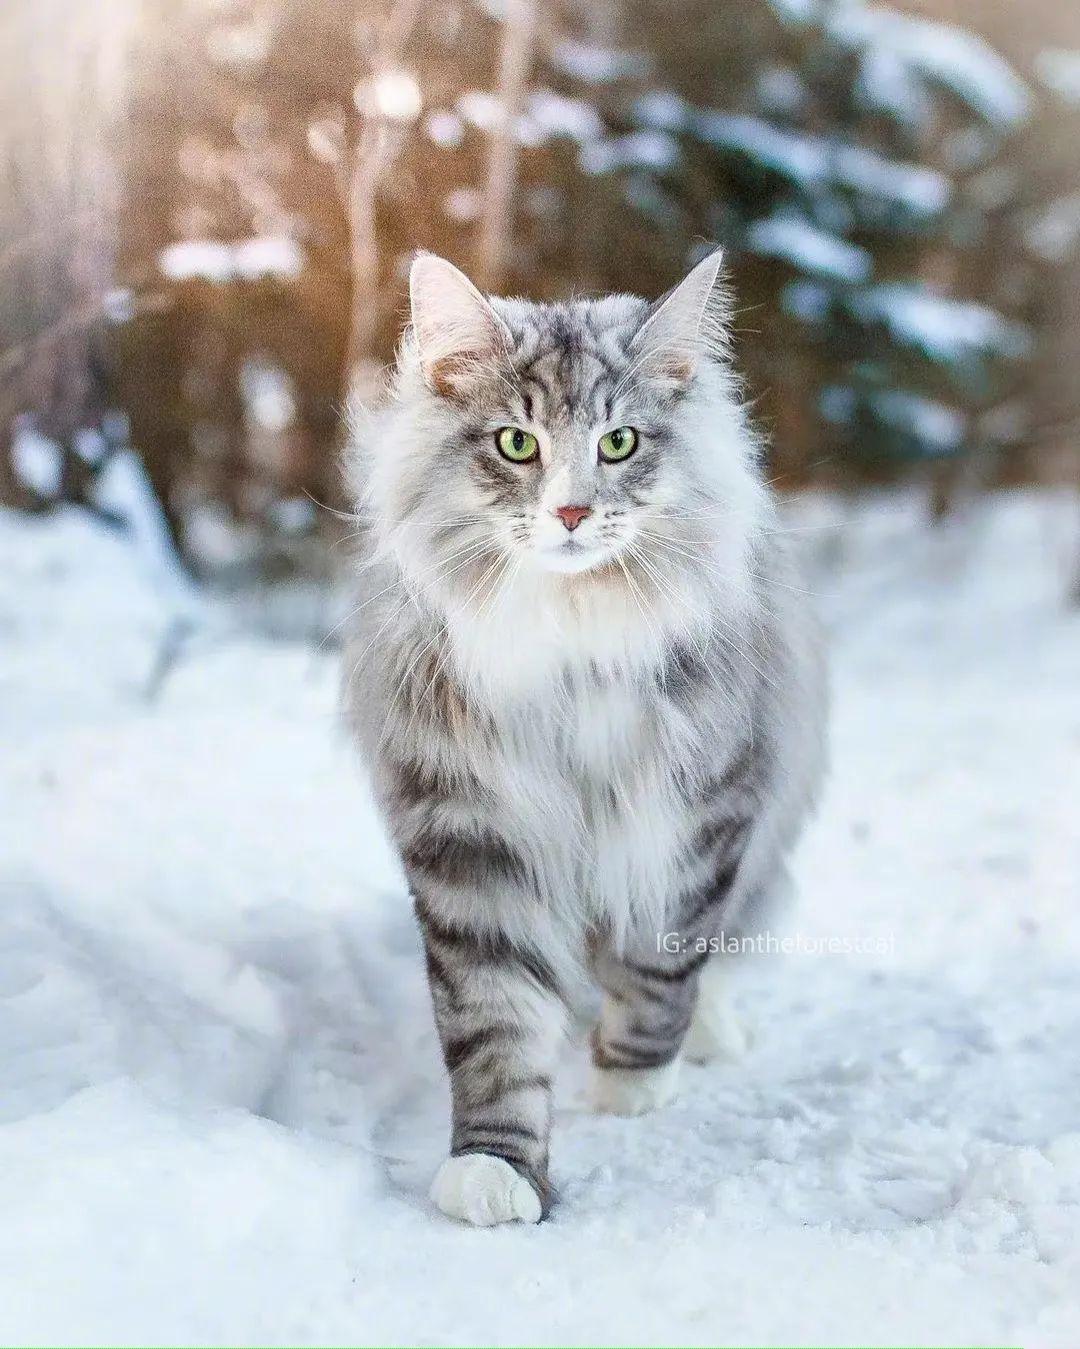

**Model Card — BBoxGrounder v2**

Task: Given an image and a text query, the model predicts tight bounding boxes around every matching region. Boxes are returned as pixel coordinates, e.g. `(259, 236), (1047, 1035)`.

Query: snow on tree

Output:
(580, 0), (1042, 479)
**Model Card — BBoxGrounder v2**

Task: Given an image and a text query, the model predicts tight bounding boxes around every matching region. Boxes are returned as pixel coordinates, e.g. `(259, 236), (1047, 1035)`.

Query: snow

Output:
(360, 70), (422, 124)
(782, 278), (832, 323)
(1036, 49), (1080, 105)
(756, 64), (807, 118)
(159, 237), (303, 284)
(633, 89), (692, 134)
(456, 89), (505, 134)
(205, 19), (273, 69)
(761, 1), (1031, 143)
(823, 384), (973, 457)
(832, 144), (950, 218)
(241, 359), (297, 434)
(767, 0), (1030, 129)
(855, 42), (930, 129)
(2, 491), (1080, 1346)
(424, 110), (465, 149)
(10, 423), (63, 498)
(820, 383), (858, 426)
(828, 7), (1032, 129)
(692, 112), (949, 218)
(456, 89), (603, 147)
(551, 39), (648, 85)
(747, 214), (872, 282)
(787, 280), (1030, 369)
(1026, 192), (1080, 264)
(767, 0), (819, 25)
(580, 131), (681, 177)
(852, 283), (1031, 364)
(694, 111), (826, 188)
(104, 287), (137, 324)
(266, 496), (318, 537)
(870, 388), (968, 454)
(443, 186), (483, 223)
(523, 90), (605, 146)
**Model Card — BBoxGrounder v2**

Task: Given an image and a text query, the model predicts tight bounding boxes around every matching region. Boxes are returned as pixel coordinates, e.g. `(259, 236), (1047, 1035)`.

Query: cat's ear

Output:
(631, 247), (728, 387)
(409, 252), (511, 398)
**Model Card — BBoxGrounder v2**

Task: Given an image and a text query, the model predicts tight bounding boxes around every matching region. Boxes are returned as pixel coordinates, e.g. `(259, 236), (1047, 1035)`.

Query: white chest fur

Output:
(432, 564), (730, 943)
(474, 666), (699, 945)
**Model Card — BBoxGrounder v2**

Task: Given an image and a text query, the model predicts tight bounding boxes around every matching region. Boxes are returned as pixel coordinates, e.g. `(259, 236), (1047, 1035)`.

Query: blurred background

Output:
(3, 0), (1080, 602)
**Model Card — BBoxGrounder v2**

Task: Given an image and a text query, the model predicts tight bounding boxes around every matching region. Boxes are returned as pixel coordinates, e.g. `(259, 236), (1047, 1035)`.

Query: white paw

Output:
(684, 998), (754, 1064)
(589, 1056), (680, 1116)
(430, 1153), (542, 1227)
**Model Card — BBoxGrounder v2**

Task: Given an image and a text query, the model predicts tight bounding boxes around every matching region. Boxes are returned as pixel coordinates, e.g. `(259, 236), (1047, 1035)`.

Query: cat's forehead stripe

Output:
(504, 316), (629, 423)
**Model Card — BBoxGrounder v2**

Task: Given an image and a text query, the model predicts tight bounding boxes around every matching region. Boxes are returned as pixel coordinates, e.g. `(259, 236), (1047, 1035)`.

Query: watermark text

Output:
(657, 929), (896, 957)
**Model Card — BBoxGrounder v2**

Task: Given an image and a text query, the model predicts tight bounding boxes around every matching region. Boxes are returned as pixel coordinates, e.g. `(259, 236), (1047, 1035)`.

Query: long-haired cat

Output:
(344, 248), (826, 1226)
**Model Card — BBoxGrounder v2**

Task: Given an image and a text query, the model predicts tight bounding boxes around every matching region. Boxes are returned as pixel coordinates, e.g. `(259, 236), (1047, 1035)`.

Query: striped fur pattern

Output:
(343, 250), (827, 1226)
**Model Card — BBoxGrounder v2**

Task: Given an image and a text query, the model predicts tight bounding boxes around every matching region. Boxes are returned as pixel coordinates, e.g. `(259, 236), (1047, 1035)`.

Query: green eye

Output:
(598, 426), (638, 463)
(496, 426), (539, 463)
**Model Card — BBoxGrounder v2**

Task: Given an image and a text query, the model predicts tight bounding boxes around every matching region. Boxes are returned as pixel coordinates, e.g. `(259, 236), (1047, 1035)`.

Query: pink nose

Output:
(555, 505), (592, 532)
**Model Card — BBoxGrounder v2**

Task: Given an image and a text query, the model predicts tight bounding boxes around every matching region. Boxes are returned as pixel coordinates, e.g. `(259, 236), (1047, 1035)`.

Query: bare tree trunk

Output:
(475, 0), (539, 293)
(345, 125), (396, 399)
(343, 0), (423, 402)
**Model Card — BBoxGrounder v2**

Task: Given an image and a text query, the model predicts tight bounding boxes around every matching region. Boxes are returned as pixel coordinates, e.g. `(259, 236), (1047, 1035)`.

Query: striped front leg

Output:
(415, 892), (566, 1226)
(588, 776), (758, 1114)
(588, 937), (708, 1116)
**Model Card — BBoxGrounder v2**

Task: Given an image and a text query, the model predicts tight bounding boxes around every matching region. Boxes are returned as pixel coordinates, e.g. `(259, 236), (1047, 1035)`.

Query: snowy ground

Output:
(1, 490), (1079, 1348)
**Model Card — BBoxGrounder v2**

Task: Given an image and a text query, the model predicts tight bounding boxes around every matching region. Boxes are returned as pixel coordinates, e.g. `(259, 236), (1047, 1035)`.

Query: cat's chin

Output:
(533, 540), (616, 576)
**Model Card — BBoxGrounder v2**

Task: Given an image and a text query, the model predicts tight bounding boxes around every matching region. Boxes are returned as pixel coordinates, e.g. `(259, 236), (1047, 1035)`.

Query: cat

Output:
(343, 248), (827, 1226)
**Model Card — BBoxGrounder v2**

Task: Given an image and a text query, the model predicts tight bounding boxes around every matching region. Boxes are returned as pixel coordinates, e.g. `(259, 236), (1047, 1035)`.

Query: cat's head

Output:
(356, 249), (767, 623)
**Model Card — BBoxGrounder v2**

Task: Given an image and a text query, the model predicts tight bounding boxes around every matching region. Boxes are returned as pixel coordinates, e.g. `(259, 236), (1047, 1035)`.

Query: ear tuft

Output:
(408, 253), (510, 398)
(631, 247), (729, 387)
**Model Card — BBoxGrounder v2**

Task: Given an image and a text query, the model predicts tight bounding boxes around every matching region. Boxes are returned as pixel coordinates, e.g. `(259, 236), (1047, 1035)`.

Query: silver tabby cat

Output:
(344, 248), (826, 1226)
